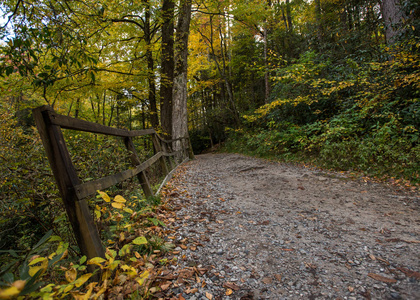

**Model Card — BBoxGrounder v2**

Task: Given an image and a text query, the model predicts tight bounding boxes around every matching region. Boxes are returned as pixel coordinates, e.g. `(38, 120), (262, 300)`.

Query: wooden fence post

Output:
(124, 137), (153, 198)
(33, 106), (105, 265)
(187, 137), (195, 160)
(152, 134), (169, 175)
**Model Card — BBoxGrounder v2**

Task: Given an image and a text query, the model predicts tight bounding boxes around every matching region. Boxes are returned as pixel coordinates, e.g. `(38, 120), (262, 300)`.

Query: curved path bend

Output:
(161, 153), (420, 300)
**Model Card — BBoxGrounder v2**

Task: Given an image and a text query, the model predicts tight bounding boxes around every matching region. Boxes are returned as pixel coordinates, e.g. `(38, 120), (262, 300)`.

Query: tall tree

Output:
(160, 0), (175, 138)
(144, 0), (159, 128)
(172, 0), (193, 145)
(381, 0), (407, 44)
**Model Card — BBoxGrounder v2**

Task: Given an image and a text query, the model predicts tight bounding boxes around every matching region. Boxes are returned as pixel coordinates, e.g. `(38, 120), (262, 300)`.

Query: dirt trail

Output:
(162, 153), (420, 299)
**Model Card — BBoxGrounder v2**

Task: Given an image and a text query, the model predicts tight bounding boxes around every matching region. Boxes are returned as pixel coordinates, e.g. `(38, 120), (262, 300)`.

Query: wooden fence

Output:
(33, 105), (193, 262)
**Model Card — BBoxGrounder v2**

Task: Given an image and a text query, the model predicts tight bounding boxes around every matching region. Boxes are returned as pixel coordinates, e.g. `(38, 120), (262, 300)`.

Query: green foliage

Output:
(0, 189), (171, 299)
(226, 38), (420, 184)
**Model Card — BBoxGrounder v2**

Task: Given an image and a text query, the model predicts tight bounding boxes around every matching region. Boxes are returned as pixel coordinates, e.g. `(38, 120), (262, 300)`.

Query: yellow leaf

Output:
(11, 280), (25, 291)
(119, 244), (131, 256)
(132, 236), (148, 245)
(102, 270), (112, 281)
(65, 268), (77, 283)
(97, 191), (110, 202)
(40, 284), (55, 293)
(92, 285), (107, 300)
(122, 266), (137, 278)
(108, 260), (120, 271)
(94, 210), (101, 219)
(105, 248), (116, 259)
(123, 207), (133, 214)
(82, 282), (96, 299)
(113, 195), (126, 203)
(136, 270), (150, 286)
(29, 258), (48, 277)
(28, 257), (47, 266)
(226, 288), (233, 296)
(111, 202), (124, 209)
(74, 273), (93, 288)
(0, 286), (20, 299)
(64, 284), (74, 293)
(87, 257), (106, 268)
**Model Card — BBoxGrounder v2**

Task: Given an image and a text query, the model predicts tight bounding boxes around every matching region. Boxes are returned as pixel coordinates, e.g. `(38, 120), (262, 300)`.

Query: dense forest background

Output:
(0, 0), (419, 297)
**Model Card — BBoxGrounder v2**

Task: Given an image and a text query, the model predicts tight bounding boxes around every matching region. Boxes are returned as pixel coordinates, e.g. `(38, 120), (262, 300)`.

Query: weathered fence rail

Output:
(33, 105), (193, 262)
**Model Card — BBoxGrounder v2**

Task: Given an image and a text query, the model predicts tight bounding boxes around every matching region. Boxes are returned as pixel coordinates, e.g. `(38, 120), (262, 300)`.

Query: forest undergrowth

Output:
(224, 41), (420, 189)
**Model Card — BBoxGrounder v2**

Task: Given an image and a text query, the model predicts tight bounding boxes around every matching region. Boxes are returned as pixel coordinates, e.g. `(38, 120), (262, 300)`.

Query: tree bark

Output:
(286, 0), (293, 31)
(381, 0), (406, 44)
(172, 0), (192, 150)
(144, 0), (159, 128)
(315, 0), (323, 48)
(263, 23), (269, 103)
(160, 0), (175, 139)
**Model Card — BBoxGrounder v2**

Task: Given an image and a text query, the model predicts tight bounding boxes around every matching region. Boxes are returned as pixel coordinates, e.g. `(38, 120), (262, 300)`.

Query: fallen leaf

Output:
(274, 274), (282, 281)
(205, 292), (213, 300)
(348, 286), (354, 292)
(226, 288), (233, 295)
(190, 246), (197, 251)
(304, 262), (317, 269)
(369, 254), (376, 261)
(262, 277), (272, 284)
(160, 282), (171, 291)
(180, 245), (187, 250)
(367, 273), (397, 283)
(397, 267), (420, 279)
(185, 287), (198, 294)
(281, 248), (295, 251)
(376, 257), (390, 265)
(197, 267), (208, 275)
(65, 268), (77, 283)
(402, 239), (420, 244)
(223, 282), (240, 291)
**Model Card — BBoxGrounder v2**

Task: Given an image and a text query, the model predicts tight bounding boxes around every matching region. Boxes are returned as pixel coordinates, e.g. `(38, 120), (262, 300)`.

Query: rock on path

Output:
(162, 153), (420, 300)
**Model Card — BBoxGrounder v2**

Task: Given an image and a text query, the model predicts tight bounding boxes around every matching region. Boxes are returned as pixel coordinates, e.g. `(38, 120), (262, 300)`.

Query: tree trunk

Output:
(263, 23), (269, 103)
(286, 0), (293, 31)
(172, 0), (192, 150)
(160, 0), (175, 139)
(144, 0), (159, 128)
(381, 0), (406, 44)
(315, 0), (323, 48)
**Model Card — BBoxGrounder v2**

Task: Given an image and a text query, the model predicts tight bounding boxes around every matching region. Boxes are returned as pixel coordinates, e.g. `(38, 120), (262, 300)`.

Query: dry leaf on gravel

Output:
(185, 287), (198, 294)
(262, 277), (272, 284)
(368, 273), (397, 283)
(397, 267), (420, 279)
(274, 274), (282, 281)
(223, 282), (240, 291)
(205, 292), (213, 299)
(159, 282), (171, 290)
(226, 288), (233, 295)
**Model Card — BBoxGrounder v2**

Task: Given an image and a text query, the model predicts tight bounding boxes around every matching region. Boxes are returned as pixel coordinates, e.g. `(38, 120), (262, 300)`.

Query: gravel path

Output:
(159, 153), (420, 300)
